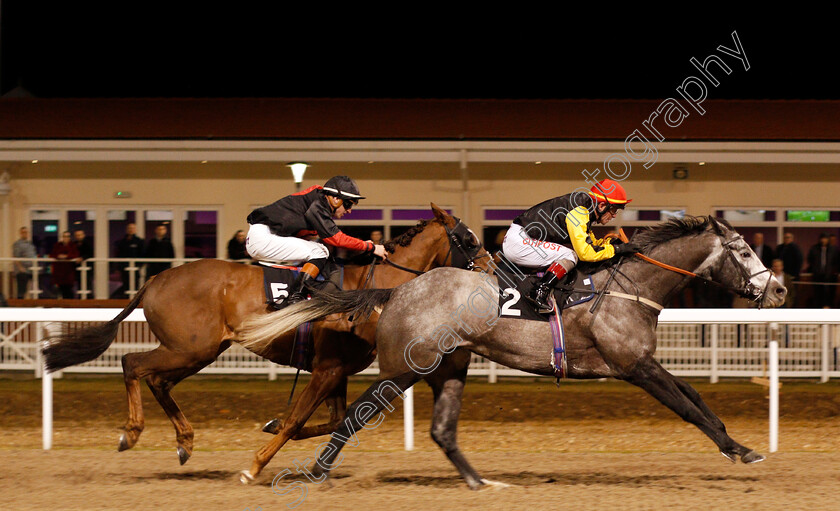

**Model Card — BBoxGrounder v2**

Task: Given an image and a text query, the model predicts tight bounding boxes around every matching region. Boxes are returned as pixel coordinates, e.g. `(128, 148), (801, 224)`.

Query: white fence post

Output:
(769, 339), (779, 453)
(31, 262), (42, 299)
(710, 324), (719, 384)
(77, 262), (92, 299)
(488, 361), (497, 383)
(36, 322), (53, 450)
(403, 386), (414, 451)
(821, 325), (830, 384)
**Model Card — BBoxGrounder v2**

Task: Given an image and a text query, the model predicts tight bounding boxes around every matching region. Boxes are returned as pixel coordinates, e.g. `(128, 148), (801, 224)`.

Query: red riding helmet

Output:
(588, 179), (632, 208)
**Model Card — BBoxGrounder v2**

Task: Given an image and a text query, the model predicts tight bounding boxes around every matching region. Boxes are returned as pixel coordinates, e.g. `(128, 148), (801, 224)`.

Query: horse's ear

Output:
(709, 216), (726, 235)
(431, 203), (456, 228)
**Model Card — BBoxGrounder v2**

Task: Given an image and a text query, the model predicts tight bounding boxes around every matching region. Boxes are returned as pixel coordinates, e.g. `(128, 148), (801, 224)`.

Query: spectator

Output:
(227, 229), (249, 260)
(73, 229), (94, 297)
(806, 233), (837, 308)
(111, 223), (144, 298)
(12, 226), (37, 299)
(776, 232), (804, 279)
(49, 231), (80, 299)
(145, 224), (175, 280)
(750, 232), (774, 268)
(770, 258), (796, 308)
(369, 230), (384, 244)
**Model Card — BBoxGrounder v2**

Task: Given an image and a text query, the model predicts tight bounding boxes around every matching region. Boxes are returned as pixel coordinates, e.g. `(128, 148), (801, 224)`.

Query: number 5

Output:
(271, 282), (289, 303)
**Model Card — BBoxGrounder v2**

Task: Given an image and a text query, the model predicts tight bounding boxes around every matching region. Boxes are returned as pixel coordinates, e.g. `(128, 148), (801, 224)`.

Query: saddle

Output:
(258, 251), (376, 311)
(259, 261), (335, 311)
(492, 255), (615, 380)
(258, 254), (376, 372)
(493, 254), (602, 322)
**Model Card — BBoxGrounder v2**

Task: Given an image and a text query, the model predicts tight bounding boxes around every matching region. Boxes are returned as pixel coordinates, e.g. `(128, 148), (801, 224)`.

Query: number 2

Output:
(500, 288), (521, 316)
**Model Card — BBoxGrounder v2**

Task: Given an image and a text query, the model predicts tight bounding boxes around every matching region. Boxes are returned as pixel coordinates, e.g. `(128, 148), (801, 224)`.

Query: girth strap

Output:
(604, 291), (663, 311)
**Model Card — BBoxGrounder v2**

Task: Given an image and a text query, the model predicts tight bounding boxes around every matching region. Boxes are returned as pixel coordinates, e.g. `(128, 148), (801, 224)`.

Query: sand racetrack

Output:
(1, 375), (839, 510)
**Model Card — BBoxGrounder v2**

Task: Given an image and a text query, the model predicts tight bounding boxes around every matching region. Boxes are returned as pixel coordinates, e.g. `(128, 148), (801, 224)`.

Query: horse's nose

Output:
(775, 286), (787, 296)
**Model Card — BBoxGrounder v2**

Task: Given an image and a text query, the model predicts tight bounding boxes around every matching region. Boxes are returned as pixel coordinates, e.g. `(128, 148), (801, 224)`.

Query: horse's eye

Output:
(742, 252), (751, 258)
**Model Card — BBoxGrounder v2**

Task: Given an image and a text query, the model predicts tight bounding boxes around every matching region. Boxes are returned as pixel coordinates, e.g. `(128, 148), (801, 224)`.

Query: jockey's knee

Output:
(311, 243), (329, 260)
(553, 256), (577, 272)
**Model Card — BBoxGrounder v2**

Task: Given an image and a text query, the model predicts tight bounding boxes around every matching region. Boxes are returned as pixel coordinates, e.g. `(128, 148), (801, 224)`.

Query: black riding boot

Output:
(286, 258), (326, 305)
(525, 271), (561, 314)
(286, 272), (314, 306)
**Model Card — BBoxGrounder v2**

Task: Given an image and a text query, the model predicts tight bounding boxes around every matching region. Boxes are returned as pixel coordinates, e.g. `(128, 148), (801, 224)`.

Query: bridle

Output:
(383, 217), (489, 275)
(442, 218), (491, 272)
(621, 229), (773, 307)
(716, 234), (774, 305)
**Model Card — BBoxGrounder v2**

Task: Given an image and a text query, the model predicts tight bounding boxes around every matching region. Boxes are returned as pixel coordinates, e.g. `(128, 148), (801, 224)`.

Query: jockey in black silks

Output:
(501, 178), (640, 313)
(246, 175), (388, 304)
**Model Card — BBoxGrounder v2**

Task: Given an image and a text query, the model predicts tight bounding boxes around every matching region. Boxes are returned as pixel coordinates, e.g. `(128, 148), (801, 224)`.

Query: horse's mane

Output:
(632, 215), (731, 253)
(383, 219), (430, 254)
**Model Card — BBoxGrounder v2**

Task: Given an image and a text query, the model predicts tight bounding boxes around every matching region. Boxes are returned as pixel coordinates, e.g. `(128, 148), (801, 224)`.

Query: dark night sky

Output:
(0, 6), (834, 101)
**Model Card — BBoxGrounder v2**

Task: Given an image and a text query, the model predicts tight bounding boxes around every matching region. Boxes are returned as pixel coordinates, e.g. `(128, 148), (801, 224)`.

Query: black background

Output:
(0, 6), (833, 100)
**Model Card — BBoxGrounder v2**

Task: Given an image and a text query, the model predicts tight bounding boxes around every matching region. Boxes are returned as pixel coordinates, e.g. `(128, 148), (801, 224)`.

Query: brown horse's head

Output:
(382, 203), (490, 273)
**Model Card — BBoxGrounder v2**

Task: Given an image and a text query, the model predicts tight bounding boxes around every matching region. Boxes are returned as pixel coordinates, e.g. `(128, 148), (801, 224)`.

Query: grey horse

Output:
(239, 216), (787, 489)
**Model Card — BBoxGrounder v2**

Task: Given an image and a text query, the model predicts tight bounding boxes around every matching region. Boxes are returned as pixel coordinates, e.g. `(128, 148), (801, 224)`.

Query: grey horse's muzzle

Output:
(758, 274), (787, 308)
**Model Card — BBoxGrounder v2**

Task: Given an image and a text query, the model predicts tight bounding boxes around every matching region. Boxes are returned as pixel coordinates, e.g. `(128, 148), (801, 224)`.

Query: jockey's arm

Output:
(304, 201), (374, 253)
(565, 206), (616, 262)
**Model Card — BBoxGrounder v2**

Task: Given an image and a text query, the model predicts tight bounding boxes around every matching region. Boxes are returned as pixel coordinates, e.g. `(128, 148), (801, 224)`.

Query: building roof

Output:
(1, 97), (839, 141)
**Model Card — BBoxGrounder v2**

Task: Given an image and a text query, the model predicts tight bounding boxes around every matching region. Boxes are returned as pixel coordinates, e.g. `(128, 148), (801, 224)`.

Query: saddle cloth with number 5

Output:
(258, 262), (332, 311)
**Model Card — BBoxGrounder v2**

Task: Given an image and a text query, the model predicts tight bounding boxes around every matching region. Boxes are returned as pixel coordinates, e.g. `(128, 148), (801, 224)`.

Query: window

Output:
(715, 209), (776, 223)
(184, 210), (217, 258)
(144, 210), (173, 240)
(30, 210), (60, 256)
(786, 210), (833, 222)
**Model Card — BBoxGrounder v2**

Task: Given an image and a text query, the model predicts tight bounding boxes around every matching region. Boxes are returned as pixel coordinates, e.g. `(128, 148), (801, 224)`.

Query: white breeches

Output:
(245, 223), (329, 264)
(501, 222), (578, 268)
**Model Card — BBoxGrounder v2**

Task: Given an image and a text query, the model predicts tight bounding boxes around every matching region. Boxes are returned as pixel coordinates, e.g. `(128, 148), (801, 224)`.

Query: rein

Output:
(383, 258), (426, 275)
(616, 227), (772, 305)
(617, 229), (698, 278)
(381, 218), (488, 276)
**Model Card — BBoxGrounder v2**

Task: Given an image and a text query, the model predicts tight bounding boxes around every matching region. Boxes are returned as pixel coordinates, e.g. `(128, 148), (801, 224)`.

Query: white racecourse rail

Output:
(0, 308), (839, 452)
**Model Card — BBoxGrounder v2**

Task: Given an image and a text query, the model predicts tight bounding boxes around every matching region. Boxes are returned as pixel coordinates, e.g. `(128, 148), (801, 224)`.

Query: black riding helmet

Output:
(323, 175), (366, 210)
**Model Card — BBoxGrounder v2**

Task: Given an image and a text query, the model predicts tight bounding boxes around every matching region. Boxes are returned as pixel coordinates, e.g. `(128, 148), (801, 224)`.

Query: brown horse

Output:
(42, 203), (490, 482)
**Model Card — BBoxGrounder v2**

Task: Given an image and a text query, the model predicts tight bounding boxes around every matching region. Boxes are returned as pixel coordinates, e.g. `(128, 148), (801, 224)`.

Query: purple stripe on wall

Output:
(391, 209), (452, 221)
(343, 209), (384, 220)
(484, 209), (526, 221)
(638, 210), (661, 221)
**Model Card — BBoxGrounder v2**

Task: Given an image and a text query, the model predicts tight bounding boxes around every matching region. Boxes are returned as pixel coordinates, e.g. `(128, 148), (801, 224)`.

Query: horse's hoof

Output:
(262, 418), (281, 434)
(720, 450), (737, 463)
(118, 433), (131, 452)
(465, 477), (484, 490)
(742, 450), (766, 464)
(479, 478), (511, 490)
(177, 446), (191, 465)
(239, 470), (255, 485)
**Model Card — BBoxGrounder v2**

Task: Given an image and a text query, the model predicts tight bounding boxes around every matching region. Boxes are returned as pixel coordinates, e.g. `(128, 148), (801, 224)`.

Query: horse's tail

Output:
(42, 279), (152, 373)
(238, 287), (395, 354)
